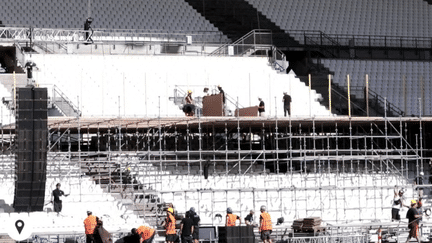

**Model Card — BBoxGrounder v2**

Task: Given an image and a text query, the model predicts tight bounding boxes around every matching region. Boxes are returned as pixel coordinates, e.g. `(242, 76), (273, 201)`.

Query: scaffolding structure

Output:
(2, 116), (430, 221)
(0, 115), (431, 243)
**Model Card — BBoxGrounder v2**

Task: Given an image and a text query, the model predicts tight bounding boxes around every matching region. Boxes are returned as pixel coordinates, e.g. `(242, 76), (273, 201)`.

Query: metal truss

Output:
(0, 27), (224, 45)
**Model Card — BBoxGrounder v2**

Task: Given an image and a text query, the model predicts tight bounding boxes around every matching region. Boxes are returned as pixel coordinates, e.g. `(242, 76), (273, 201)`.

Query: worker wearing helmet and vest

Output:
(225, 207), (241, 226)
(84, 211), (99, 243)
(136, 225), (156, 243)
(259, 206), (273, 243)
(161, 207), (177, 243)
(183, 90), (195, 117)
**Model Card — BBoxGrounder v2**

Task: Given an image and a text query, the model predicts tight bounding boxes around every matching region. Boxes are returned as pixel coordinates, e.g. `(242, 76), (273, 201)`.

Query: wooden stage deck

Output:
(1, 116), (430, 133)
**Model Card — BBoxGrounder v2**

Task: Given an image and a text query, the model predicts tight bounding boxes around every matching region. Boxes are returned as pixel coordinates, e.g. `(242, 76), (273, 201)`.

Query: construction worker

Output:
(245, 209), (257, 227)
(183, 90), (195, 117)
(84, 211), (99, 243)
(225, 207), (241, 226)
(180, 211), (194, 243)
(258, 98), (265, 117)
(189, 207), (200, 243)
(124, 228), (141, 243)
(377, 226), (382, 243)
(405, 200), (421, 243)
(161, 207), (177, 243)
(217, 85), (225, 104)
(259, 206), (273, 243)
(217, 85), (226, 115)
(392, 186), (408, 221)
(282, 92), (292, 117)
(136, 225), (156, 243)
(51, 183), (69, 216)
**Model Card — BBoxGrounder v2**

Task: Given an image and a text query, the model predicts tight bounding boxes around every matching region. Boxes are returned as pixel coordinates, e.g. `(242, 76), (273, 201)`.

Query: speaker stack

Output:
(13, 87), (48, 212)
(218, 226), (255, 243)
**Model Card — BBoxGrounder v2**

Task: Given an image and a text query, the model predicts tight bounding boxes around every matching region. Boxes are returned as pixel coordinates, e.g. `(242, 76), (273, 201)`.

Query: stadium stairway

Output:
(183, 0), (299, 48)
(80, 157), (168, 226)
(0, 74), (80, 117)
(286, 53), (399, 116)
(49, 85), (81, 117)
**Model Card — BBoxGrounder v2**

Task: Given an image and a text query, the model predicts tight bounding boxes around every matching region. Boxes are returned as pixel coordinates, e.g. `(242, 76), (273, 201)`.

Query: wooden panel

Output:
(202, 93), (224, 116)
(235, 106), (258, 117)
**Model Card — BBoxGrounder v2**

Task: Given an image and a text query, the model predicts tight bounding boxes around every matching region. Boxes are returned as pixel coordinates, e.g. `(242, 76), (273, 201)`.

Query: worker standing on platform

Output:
(392, 186), (407, 222)
(51, 183), (69, 216)
(189, 207), (201, 243)
(84, 211), (99, 243)
(203, 87), (210, 96)
(218, 85), (226, 115)
(183, 90), (195, 117)
(282, 92), (292, 117)
(226, 207), (241, 226)
(218, 85), (226, 105)
(259, 206), (273, 243)
(414, 172), (424, 199)
(136, 225), (156, 243)
(258, 98), (265, 117)
(161, 207), (177, 243)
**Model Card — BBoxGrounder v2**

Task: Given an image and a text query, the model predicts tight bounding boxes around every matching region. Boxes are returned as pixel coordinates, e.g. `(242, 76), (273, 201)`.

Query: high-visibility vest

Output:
(137, 225), (155, 240)
(166, 213), (176, 235)
(260, 212), (272, 231)
(226, 214), (238, 226)
(84, 215), (98, 234)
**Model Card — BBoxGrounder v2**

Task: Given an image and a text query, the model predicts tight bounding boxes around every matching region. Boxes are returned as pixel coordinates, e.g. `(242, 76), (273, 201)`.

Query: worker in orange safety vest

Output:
(259, 206), (273, 243)
(136, 225), (156, 243)
(161, 207), (177, 243)
(225, 207), (241, 226)
(84, 211), (100, 243)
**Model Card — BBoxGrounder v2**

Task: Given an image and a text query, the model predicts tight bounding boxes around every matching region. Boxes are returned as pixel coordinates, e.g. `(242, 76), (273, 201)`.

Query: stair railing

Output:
(268, 46), (287, 72)
(331, 87), (367, 115)
(368, 88), (404, 117)
(52, 84), (81, 116)
(209, 29), (273, 56)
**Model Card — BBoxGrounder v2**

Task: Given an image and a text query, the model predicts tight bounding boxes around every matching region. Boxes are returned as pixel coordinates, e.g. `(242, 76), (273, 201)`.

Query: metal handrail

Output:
(225, 92), (244, 110)
(3, 26), (431, 49)
(337, 85), (404, 117)
(268, 46), (287, 71)
(0, 27), (227, 45)
(288, 29), (432, 49)
(331, 87), (367, 115)
(52, 84), (81, 116)
(303, 35), (338, 57)
(173, 85), (203, 109)
(368, 88), (405, 117)
(209, 29), (272, 56)
(209, 29), (287, 73)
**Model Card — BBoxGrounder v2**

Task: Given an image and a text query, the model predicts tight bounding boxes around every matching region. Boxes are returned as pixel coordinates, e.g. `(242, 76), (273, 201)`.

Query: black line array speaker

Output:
(13, 87), (48, 212)
(218, 226), (255, 243)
